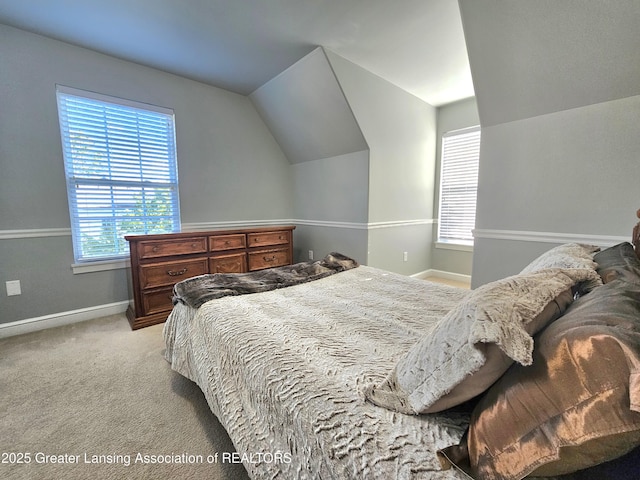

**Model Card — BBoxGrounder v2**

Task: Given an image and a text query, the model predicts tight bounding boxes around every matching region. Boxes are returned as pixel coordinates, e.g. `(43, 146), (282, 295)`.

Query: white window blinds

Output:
(56, 86), (180, 262)
(438, 126), (480, 246)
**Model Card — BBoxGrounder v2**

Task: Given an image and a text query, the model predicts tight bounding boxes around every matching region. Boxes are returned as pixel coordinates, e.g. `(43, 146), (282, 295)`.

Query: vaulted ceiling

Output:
(0, 0), (474, 107)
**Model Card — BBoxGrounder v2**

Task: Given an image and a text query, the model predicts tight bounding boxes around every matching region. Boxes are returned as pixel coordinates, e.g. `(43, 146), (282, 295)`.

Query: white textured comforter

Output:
(163, 265), (472, 479)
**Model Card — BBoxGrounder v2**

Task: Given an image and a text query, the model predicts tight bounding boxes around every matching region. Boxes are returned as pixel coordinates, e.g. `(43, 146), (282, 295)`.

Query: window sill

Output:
(72, 258), (130, 274)
(435, 242), (474, 253)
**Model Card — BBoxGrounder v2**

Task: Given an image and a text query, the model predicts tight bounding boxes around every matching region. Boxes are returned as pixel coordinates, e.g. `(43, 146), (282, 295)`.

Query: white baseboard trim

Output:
(0, 300), (129, 339)
(412, 269), (472, 284)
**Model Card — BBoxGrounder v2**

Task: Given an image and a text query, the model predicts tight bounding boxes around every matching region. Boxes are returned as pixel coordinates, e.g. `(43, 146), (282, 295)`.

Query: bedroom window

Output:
(56, 86), (180, 263)
(437, 126), (480, 247)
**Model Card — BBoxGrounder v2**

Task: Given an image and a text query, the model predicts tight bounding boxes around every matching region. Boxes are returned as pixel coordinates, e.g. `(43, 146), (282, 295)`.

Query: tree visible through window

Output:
(56, 86), (180, 262)
(438, 126), (480, 246)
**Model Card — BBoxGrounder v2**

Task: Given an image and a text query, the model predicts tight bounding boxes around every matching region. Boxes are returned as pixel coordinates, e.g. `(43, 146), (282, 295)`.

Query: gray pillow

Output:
(364, 267), (600, 414)
(520, 243), (600, 274)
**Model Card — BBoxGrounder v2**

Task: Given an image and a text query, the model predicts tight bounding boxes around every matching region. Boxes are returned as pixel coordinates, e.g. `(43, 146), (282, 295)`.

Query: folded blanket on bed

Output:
(172, 252), (359, 308)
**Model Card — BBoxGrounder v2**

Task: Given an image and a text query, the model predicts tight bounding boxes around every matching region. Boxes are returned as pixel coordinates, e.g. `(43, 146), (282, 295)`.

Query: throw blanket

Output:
(172, 252), (358, 309)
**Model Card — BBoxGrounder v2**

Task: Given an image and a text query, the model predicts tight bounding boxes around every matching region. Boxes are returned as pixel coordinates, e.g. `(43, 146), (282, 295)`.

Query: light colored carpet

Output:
(424, 276), (471, 290)
(0, 314), (250, 480)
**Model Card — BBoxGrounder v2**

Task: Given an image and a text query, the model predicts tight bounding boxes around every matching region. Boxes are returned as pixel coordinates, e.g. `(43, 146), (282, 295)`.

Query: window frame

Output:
(56, 85), (180, 266)
(436, 125), (481, 249)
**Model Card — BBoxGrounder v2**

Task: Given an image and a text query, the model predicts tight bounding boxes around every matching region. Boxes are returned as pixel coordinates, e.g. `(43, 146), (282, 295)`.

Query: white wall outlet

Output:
(6, 280), (21, 296)
(308, 250), (314, 260)
(403, 251), (408, 262)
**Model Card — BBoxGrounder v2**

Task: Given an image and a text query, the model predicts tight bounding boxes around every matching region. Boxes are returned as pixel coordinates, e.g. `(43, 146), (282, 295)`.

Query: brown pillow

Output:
(439, 275), (640, 480)
(567, 444), (640, 479)
(594, 242), (640, 284)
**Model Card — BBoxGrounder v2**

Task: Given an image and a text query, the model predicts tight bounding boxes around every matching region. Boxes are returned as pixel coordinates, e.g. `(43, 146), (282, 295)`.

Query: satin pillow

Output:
(439, 273), (640, 480)
(594, 242), (640, 284)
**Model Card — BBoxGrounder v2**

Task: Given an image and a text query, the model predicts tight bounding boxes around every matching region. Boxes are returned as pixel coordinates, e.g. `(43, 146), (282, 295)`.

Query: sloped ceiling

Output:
(251, 48), (367, 164)
(459, 0), (640, 127)
(0, 0), (473, 107)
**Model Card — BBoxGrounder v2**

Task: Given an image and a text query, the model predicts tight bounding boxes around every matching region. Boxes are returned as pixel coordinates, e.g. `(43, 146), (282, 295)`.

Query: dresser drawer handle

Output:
(263, 255), (276, 263)
(152, 246), (160, 252)
(167, 268), (188, 276)
(191, 243), (198, 248)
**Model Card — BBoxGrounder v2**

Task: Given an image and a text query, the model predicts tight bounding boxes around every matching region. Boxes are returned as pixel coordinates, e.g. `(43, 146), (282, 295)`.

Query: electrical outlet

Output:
(308, 250), (314, 260)
(403, 251), (408, 262)
(6, 280), (21, 296)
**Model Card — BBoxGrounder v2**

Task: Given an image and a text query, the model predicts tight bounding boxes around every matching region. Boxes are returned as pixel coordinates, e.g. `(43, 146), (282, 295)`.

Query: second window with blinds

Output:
(437, 126), (480, 248)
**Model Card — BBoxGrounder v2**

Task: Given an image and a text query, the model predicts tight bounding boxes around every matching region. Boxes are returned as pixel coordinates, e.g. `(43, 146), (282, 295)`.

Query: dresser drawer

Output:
(247, 230), (289, 248)
(137, 237), (207, 259)
(125, 225), (294, 329)
(210, 234), (246, 252)
(210, 253), (247, 273)
(142, 287), (175, 316)
(248, 248), (290, 271)
(139, 258), (208, 289)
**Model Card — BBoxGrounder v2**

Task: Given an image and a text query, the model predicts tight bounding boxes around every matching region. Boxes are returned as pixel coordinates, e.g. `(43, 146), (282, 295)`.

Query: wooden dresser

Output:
(125, 225), (295, 329)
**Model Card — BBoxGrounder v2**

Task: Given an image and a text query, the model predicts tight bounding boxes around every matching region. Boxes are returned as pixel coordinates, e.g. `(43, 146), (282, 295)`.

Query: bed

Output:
(163, 212), (640, 480)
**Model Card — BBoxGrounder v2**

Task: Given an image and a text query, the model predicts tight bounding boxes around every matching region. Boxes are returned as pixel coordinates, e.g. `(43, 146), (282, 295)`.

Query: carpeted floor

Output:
(0, 314), (250, 480)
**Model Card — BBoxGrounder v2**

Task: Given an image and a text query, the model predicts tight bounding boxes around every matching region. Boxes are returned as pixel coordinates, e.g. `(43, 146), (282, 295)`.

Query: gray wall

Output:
(459, 0), (640, 287)
(1, 22), (470, 326)
(325, 50), (438, 275)
(251, 47), (439, 274)
(0, 24), (292, 324)
(290, 151), (370, 263)
(431, 97), (479, 276)
(472, 96), (640, 284)
(250, 48), (368, 165)
(250, 48), (370, 264)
